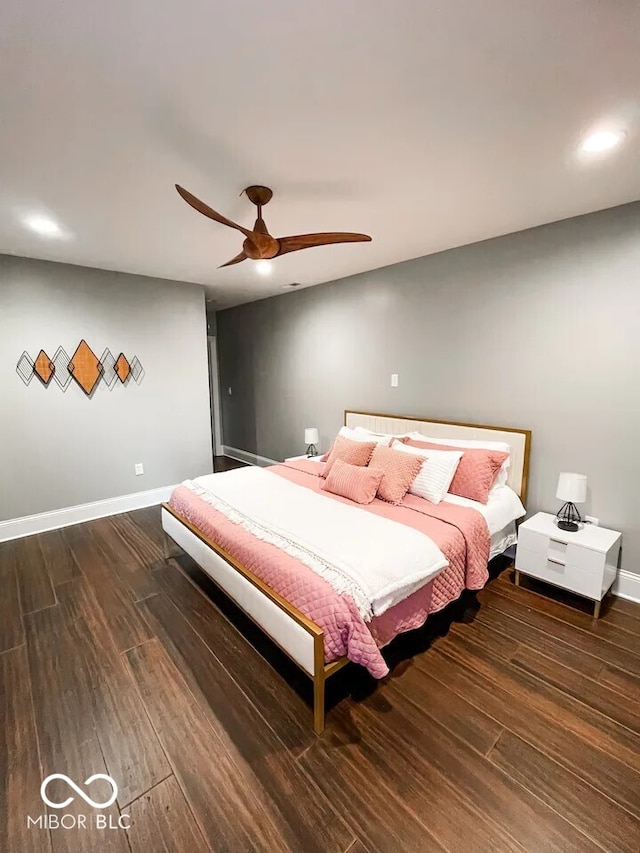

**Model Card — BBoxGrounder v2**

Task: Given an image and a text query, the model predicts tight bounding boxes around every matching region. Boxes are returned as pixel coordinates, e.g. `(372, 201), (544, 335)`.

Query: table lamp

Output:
(556, 472), (587, 532)
(305, 428), (319, 458)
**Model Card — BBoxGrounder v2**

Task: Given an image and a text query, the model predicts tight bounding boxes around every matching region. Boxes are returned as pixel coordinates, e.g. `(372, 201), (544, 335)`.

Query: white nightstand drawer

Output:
(565, 543), (605, 575)
(517, 527), (549, 553)
(515, 512), (622, 616)
(518, 527), (605, 569)
(515, 548), (603, 599)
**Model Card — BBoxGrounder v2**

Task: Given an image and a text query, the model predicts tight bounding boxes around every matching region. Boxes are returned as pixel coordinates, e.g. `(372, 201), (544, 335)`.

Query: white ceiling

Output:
(1, 1), (639, 309)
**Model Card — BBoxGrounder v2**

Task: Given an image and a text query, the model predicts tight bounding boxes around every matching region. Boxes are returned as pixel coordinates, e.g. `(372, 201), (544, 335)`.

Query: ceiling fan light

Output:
(255, 260), (272, 276)
(579, 129), (626, 153)
(23, 214), (65, 237)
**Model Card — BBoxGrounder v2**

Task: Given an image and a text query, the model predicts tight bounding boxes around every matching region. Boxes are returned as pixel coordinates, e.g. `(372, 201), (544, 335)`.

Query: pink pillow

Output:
(322, 436), (376, 478)
(405, 439), (508, 504)
(368, 444), (424, 505)
(320, 431), (396, 461)
(321, 458), (384, 505)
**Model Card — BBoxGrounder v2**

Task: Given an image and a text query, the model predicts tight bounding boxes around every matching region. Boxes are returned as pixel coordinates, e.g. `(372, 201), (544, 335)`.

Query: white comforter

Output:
(187, 468), (448, 620)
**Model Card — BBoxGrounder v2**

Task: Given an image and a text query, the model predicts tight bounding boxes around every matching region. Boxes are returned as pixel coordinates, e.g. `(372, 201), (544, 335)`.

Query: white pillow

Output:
(321, 427), (391, 460)
(408, 431), (511, 453)
(408, 431), (511, 486)
(352, 426), (410, 442)
(337, 426), (396, 445)
(390, 439), (462, 505)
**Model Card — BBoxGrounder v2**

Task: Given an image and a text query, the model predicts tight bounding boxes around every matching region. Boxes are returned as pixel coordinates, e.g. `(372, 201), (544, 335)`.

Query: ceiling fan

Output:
(175, 184), (372, 268)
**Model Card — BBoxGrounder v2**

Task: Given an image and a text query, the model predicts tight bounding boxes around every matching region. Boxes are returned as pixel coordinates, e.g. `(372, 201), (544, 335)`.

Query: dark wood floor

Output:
(1, 506), (640, 852)
(214, 454), (248, 472)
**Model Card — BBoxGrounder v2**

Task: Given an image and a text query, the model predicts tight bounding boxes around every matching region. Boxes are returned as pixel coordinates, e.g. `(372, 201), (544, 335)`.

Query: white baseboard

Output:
(222, 445), (279, 468)
(0, 485), (176, 543)
(613, 569), (640, 604)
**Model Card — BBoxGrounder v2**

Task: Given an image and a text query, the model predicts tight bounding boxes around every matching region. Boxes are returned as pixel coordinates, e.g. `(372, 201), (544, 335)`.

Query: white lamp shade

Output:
(304, 427), (319, 445)
(556, 472), (587, 503)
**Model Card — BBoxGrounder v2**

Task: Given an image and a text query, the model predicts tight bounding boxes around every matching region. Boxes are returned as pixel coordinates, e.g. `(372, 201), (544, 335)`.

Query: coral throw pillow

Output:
(368, 444), (424, 505)
(405, 439), (508, 504)
(322, 435), (376, 478)
(321, 458), (384, 505)
(320, 426), (397, 461)
(389, 439), (462, 505)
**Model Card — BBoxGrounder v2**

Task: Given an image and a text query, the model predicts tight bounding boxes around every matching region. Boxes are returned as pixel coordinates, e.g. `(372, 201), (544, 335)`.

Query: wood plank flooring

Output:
(1, 507), (640, 852)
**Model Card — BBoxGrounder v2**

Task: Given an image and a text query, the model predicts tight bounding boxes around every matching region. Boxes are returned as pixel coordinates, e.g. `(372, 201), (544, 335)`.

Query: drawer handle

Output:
(549, 538), (565, 546)
(548, 556), (566, 566)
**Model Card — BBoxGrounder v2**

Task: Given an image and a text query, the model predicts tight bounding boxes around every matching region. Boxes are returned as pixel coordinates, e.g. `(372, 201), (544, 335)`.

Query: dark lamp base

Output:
(556, 501), (582, 533)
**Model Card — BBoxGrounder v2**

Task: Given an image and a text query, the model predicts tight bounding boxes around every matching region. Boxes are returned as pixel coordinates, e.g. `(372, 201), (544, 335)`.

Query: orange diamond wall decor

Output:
(114, 353), (131, 383)
(17, 344), (143, 393)
(33, 349), (55, 386)
(68, 339), (103, 396)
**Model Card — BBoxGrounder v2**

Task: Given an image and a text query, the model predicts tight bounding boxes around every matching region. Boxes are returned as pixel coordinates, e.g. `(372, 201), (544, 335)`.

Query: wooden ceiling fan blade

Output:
(175, 184), (253, 238)
(276, 232), (372, 257)
(218, 251), (248, 268)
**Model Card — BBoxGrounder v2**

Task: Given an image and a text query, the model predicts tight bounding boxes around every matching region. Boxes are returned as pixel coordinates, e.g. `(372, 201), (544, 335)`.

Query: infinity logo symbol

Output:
(40, 774), (119, 810)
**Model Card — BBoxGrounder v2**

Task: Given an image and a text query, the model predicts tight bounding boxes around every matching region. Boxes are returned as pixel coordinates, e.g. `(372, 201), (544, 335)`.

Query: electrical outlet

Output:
(391, 373), (399, 387)
(135, 463), (144, 476)
(584, 515), (599, 526)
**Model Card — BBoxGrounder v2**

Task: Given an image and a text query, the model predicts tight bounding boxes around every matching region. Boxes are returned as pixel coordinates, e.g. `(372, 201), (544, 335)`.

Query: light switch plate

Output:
(135, 463), (144, 476)
(391, 373), (399, 387)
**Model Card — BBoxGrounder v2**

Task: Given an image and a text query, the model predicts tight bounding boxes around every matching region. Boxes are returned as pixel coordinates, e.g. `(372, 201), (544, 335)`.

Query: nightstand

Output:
(515, 512), (622, 618)
(284, 454), (324, 463)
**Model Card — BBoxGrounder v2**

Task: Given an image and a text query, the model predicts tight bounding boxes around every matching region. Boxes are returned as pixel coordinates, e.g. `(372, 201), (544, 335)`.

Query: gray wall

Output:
(0, 255), (213, 520)
(218, 202), (640, 576)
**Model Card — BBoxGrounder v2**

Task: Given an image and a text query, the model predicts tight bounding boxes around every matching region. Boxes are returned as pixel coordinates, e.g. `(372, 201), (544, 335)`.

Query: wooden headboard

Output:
(345, 410), (531, 504)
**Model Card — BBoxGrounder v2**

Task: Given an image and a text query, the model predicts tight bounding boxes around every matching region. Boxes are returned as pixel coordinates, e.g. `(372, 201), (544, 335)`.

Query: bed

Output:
(161, 411), (531, 733)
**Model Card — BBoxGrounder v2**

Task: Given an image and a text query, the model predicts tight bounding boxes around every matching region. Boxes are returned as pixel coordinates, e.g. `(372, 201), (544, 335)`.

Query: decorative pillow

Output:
(408, 431), (511, 452)
(320, 426), (398, 461)
(408, 431), (511, 485)
(390, 439), (463, 505)
(405, 439), (508, 504)
(322, 435), (376, 478)
(368, 444), (424, 505)
(352, 426), (410, 442)
(321, 458), (384, 505)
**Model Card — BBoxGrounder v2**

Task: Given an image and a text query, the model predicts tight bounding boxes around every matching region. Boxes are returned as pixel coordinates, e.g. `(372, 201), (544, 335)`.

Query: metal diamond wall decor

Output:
(33, 350), (55, 386)
(130, 356), (144, 384)
(16, 343), (144, 396)
(52, 346), (72, 390)
(68, 339), (103, 396)
(114, 353), (131, 383)
(16, 351), (35, 385)
(99, 348), (117, 389)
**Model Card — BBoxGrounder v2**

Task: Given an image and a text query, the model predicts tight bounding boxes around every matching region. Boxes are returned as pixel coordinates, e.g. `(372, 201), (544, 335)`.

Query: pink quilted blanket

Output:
(168, 460), (490, 677)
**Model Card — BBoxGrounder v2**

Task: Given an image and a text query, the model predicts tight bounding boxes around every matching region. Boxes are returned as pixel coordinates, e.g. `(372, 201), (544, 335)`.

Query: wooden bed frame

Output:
(161, 411), (531, 733)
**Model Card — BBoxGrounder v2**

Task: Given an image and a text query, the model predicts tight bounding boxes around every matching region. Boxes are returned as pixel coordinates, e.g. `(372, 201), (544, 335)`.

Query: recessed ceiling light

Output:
(255, 260), (272, 276)
(579, 130), (626, 154)
(23, 215), (64, 238)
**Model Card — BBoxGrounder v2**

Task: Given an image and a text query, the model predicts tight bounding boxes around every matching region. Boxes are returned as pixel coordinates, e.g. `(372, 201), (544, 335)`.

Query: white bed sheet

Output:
(296, 456), (524, 557)
(443, 485), (525, 559)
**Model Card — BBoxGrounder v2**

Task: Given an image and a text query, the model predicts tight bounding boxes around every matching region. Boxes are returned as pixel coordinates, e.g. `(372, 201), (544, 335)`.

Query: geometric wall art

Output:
(16, 341), (144, 394)
(99, 348), (117, 389)
(52, 346), (73, 391)
(68, 339), (103, 395)
(16, 351), (35, 385)
(114, 352), (131, 383)
(33, 349), (55, 386)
